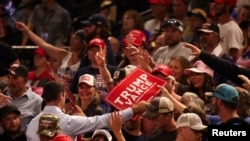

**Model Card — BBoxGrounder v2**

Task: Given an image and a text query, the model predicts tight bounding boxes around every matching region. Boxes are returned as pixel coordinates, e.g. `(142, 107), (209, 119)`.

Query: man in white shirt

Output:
(198, 23), (223, 57)
(26, 81), (147, 141)
(214, 0), (244, 61)
(144, 0), (169, 36)
(0, 64), (43, 131)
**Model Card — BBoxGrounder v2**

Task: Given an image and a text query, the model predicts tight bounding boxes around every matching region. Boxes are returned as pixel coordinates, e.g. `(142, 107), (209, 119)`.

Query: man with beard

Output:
(80, 13), (117, 66)
(142, 96), (177, 141)
(152, 18), (191, 65)
(0, 64), (43, 131)
(110, 117), (147, 141)
(189, 23), (223, 63)
(208, 83), (246, 125)
(0, 105), (27, 141)
(214, 0), (243, 62)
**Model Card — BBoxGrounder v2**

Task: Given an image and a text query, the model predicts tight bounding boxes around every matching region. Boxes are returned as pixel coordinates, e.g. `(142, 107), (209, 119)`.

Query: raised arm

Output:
(95, 47), (115, 92)
(158, 85), (186, 114)
(109, 112), (126, 141)
(15, 21), (68, 61)
(183, 42), (250, 85)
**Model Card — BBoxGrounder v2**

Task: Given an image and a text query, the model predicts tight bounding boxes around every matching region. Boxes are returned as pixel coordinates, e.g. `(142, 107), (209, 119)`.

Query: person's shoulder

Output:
(28, 71), (36, 79)
(33, 4), (45, 10)
(144, 19), (156, 25)
(106, 65), (117, 70)
(29, 89), (43, 101)
(244, 117), (250, 124)
(224, 117), (249, 125)
(77, 66), (93, 72)
(155, 46), (168, 52)
(55, 3), (71, 15)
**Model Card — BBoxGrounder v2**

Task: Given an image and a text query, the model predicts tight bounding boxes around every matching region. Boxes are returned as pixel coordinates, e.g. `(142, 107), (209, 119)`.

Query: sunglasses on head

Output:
(165, 19), (182, 26)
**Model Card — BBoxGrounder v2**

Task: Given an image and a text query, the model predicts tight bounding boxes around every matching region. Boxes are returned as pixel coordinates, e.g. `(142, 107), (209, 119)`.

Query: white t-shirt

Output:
(57, 53), (80, 87)
(218, 20), (244, 54)
(144, 19), (161, 35)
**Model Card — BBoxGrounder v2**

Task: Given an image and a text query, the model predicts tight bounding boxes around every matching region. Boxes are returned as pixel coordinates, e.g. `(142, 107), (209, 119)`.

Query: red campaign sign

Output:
(105, 68), (166, 110)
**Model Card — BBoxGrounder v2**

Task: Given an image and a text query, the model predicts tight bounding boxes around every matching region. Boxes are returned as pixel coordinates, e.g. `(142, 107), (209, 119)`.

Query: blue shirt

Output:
(9, 87), (42, 130)
(207, 115), (250, 125)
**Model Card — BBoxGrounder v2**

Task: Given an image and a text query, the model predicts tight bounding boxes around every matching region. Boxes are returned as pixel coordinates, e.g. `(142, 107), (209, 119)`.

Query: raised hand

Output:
(109, 112), (123, 132)
(157, 85), (171, 98)
(95, 47), (106, 67)
(15, 22), (29, 33)
(238, 75), (250, 91)
(0, 93), (12, 107)
(131, 100), (148, 114)
(109, 112), (126, 141)
(136, 48), (153, 72)
(183, 42), (201, 56)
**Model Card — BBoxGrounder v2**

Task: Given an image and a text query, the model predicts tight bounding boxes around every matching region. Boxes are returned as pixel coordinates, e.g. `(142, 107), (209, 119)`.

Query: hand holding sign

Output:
(106, 68), (166, 113)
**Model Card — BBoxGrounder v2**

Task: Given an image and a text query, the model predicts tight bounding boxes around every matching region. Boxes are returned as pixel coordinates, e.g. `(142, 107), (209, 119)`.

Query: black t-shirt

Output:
(110, 128), (148, 141)
(0, 132), (27, 141)
(0, 43), (18, 76)
(148, 128), (177, 141)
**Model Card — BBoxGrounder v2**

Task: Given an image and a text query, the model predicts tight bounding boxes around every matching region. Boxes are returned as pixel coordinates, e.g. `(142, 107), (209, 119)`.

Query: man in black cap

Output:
(198, 23), (223, 57)
(0, 105), (27, 141)
(184, 8), (207, 46)
(188, 22), (223, 62)
(0, 64), (43, 131)
(80, 13), (117, 66)
(152, 18), (191, 64)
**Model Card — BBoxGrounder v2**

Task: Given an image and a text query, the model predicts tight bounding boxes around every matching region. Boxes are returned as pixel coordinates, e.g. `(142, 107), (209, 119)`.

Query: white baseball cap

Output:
(78, 74), (96, 86)
(176, 113), (207, 131)
(92, 129), (112, 141)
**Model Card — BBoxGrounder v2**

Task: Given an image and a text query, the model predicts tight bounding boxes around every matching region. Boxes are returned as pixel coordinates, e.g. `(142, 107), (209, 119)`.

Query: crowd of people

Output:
(0, 0), (250, 141)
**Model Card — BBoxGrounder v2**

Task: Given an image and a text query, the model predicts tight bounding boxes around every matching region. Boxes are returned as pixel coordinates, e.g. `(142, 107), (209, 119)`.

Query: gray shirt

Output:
(29, 3), (71, 46)
(152, 42), (191, 64)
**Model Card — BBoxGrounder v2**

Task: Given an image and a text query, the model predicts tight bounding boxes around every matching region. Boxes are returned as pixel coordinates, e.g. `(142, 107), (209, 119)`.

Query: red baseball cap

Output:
(214, 0), (236, 6)
(34, 47), (46, 57)
(122, 33), (143, 48)
(129, 30), (147, 42)
(148, 0), (169, 7)
(88, 38), (106, 49)
(52, 134), (73, 141)
(152, 64), (173, 76)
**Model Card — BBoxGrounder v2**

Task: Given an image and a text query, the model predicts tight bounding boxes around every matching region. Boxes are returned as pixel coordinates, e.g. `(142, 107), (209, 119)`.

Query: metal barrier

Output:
(12, 46), (69, 70)
(12, 45), (69, 49)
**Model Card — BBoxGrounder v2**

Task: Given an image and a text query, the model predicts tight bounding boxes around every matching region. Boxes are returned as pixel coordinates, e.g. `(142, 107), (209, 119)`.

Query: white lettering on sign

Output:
(114, 74), (154, 106)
